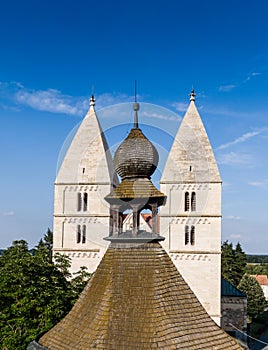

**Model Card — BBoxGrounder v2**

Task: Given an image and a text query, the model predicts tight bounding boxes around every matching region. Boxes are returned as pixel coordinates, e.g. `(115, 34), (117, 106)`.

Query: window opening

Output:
(77, 193), (82, 211)
(185, 225), (189, 245)
(82, 168), (85, 174)
(190, 226), (195, 245)
(82, 225), (86, 244)
(184, 192), (190, 211)
(83, 192), (88, 211)
(77, 225), (81, 243)
(191, 192), (196, 211)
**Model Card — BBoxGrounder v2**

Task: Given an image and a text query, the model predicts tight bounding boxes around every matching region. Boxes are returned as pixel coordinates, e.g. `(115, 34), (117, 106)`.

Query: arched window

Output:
(184, 192), (190, 211)
(77, 225), (81, 243)
(185, 225), (189, 245)
(83, 193), (88, 211)
(191, 192), (196, 211)
(77, 192), (82, 211)
(82, 225), (86, 244)
(190, 226), (195, 245)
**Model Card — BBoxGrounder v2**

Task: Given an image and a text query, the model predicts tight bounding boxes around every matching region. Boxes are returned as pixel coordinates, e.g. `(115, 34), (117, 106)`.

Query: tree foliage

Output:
(221, 241), (247, 287)
(238, 274), (267, 320)
(0, 229), (91, 350)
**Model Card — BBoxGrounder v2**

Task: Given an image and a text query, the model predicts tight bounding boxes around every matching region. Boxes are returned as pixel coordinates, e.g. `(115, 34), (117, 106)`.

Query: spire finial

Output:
(133, 80), (140, 128)
(189, 88), (196, 102)
(89, 86), (95, 108)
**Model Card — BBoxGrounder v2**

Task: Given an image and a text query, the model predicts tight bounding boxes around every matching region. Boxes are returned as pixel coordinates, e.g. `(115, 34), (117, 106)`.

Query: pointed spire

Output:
(189, 88), (196, 102)
(133, 80), (139, 128)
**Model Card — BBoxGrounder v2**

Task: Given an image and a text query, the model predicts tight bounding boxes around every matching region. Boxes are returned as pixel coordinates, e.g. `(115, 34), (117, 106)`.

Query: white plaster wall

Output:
(160, 183), (221, 216)
(171, 252), (221, 325)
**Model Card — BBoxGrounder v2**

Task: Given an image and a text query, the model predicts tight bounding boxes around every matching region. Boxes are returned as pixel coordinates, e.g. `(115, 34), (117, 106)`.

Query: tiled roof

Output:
(221, 278), (247, 297)
(37, 243), (242, 349)
(106, 178), (166, 201)
(251, 274), (268, 286)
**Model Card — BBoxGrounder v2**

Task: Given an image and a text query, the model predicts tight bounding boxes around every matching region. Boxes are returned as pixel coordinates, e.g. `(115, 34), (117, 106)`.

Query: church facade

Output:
(53, 91), (222, 325)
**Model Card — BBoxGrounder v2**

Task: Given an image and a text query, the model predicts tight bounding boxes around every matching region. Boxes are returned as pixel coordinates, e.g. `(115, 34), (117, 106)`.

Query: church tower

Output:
(28, 100), (242, 350)
(160, 90), (222, 325)
(53, 95), (116, 273)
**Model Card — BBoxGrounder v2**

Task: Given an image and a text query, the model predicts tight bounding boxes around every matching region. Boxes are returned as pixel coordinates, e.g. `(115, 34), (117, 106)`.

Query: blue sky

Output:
(0, 0), (268, 253)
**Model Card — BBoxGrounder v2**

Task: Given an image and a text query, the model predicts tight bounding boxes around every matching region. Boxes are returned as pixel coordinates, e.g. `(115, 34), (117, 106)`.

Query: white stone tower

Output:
(160, 90), (222, 325)
(53, 96), (116, 273)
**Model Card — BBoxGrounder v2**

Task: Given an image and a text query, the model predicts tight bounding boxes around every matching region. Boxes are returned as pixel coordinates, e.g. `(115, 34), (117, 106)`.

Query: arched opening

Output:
(190, 226), (195, 245)
(185, 225), (189, 245)
(191, 192), (196, 211)
(184, 192), (190, 211)
(77, 225), (81, 243)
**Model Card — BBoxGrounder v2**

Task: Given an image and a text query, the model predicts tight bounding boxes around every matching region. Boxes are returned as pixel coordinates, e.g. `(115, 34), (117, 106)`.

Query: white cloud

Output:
(217, 151), (253, 165)
(142, 111), (180, 122)
(229, 234), (242, 239)
(0, 81), (135, 116)
(248, 179), (268, 189)
(244, 72), (261, 82)
(171, 102), (188, 112)
(15, 88), (86, 116)
(0, 211), (15, 216)
(218, 72), (261, 92)
(218, 84), (237, 92)
(225, 216), (241, 220)
(216, 131), (260, 150)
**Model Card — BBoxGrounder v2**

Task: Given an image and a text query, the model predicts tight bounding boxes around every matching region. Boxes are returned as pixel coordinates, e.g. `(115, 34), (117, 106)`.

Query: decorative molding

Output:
(66, 185), (99, 192)
(59, 217), (104, 224)
(170, 253), (213, 262)
(54, 214), (110, 219)
(169, 184), (210, 191)
(54, 249), (100, 259)
(160, 181), (222, 185)
(170, 217), (211, 225)
(161, 214), (221, 218)
(55, 182), (110, 186)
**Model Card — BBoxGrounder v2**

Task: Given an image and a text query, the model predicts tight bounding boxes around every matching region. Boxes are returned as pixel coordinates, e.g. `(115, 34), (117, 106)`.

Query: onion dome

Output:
(114, 128), (159, 179)
(114, 102), (159, 179)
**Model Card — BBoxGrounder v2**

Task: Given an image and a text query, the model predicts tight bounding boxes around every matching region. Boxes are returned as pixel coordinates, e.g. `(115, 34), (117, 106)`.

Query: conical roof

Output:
(56, 96), (115, 184)
(161, 99), (221, 184)
(33, 243), (242, 350)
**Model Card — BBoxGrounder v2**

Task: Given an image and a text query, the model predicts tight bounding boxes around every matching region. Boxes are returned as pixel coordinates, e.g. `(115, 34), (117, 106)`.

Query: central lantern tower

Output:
(105, 101), (166, 241)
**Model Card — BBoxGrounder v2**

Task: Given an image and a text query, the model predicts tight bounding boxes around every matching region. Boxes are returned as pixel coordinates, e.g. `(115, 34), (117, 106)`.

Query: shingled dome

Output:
(114, 127), (159, 179)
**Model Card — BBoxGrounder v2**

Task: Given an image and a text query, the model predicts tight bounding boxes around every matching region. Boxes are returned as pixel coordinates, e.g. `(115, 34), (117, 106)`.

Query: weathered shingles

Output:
(39, 243), (242, 349)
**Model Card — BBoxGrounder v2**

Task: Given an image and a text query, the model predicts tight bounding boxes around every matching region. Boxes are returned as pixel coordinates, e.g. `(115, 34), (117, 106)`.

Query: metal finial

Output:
(90, 94), (95, 107)
(133, 80), (139, 128)
(189, 88), (196, 102)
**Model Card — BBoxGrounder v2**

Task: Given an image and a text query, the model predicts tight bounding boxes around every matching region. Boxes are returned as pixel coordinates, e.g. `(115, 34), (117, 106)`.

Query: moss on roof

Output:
(37, 243), (243, 350)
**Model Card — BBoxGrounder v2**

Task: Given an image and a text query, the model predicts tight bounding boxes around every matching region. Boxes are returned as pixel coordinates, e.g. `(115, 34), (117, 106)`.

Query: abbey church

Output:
(53, 90), (222, 326)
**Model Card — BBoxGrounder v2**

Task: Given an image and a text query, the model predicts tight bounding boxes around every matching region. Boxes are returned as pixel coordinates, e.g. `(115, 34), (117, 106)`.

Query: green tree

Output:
(238, 274), (267, 321)
(221, 241), (235, 285)
(233, 242), (247, 285)
(221, 241), (247, 287)
(0, 231), (91, 350)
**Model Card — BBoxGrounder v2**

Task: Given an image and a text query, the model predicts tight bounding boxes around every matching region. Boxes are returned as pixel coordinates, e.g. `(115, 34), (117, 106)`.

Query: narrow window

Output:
(77, 225), (81, 243)
(82, 167), (85, 174)
(82, 225), (86, 244)
(83, 192), (88, 211)
(77, 192), (82, 211)
(190, 226), (195, 245)
(184, 192), (190, 211)
(185, 225), (189, 245)
(191, 192), (196, 211)
(189, 165), (192, 172)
